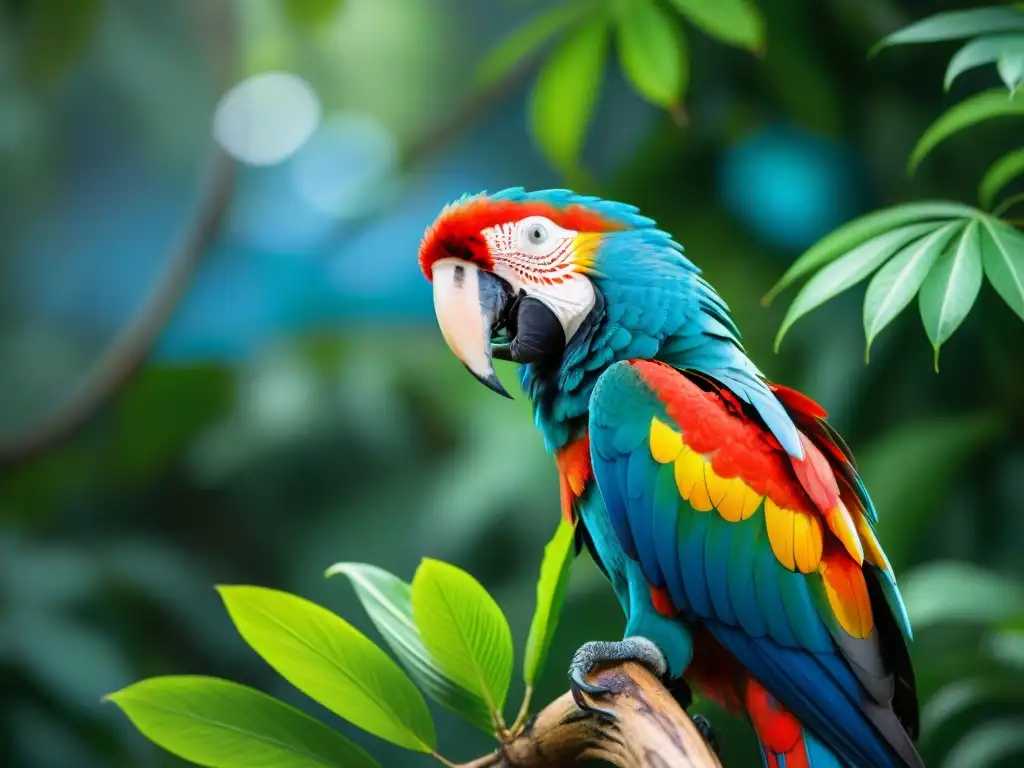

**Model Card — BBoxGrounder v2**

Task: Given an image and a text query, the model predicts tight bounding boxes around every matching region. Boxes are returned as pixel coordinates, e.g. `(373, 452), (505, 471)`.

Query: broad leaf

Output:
(863, 222), (963, 357)
(530, 16), (609, 172)
(477, 1), (589, 88)
(909, 89), (1024, 174)
(863, 414), (1004, 573)
(980, 148), (1024, 210)
(979, 217), (1024, 321)
(666, 0), (763, 53)
(616, 0), (688, 108)
(218, 586), (435, 752)
(871, 7), (1024, 56)
(523, 519), (576, 687)
(944, 721), (1024, 768)
(903, 562), (1024, 627)
(921, 680), (991, 735)
(411, 559), (514, 722)
(999, 52), (1024, 92)
(325, 563), (493, 732)
(919, 219), (984, 369)
(764, 202), (977, 303)
(106, 676), (379, 768)
(774, 222), (938, 349)
(945, 34), (1024, 91)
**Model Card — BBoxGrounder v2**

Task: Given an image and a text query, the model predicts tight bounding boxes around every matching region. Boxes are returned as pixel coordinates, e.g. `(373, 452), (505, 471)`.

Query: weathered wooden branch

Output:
(456, 662), (722, 768)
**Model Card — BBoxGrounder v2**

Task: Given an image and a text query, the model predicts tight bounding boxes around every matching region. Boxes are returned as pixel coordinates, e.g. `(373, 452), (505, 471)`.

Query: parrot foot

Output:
(568, 636), (668, 720)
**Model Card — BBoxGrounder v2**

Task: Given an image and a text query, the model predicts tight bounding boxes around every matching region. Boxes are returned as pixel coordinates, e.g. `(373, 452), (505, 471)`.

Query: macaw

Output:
(419, 188), (922, 768)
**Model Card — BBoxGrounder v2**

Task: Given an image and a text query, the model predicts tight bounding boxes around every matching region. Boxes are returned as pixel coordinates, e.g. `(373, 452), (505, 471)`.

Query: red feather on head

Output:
(418, 194), (625, 280)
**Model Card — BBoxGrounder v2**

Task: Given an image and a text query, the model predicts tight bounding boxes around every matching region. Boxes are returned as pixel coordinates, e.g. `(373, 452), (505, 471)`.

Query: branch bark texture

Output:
(458, 662), (722, 768)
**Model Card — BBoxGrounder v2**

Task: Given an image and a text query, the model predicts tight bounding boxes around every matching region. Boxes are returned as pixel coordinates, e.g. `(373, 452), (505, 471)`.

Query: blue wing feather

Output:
(704, 514), (739, 625)
(587, 361), (918, 768)
(727, 516), (769, 638)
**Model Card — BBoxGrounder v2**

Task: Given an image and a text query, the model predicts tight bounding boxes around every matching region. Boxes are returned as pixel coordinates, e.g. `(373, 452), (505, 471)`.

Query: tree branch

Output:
(0, 149), (236, 468)
(457, 662), (722, 768)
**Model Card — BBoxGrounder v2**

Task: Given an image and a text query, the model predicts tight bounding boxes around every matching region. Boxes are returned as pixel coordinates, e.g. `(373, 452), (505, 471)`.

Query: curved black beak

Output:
(490, 295), (565, 365)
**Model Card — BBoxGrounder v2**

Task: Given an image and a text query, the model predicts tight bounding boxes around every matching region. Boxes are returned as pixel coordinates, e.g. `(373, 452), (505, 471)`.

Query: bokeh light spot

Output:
(213, 72), (321, 166)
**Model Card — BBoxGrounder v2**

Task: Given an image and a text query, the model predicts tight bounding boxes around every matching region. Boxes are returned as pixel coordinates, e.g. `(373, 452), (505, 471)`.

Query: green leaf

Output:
(871, 7), (1024, 56)
(764, 202), (977, 304)
(863, 414), (1004, 573)
(980, 216), (1024, 321)
(945, 721), (1024, 768)
(905, 560), (1024, 624)
(945, 34), (1024, 91)
(909, 89), (1024, 175)
(411, 559), (514, 722)
(325, 563), (493, 732)
(282, 0), (342, 28)
(529, 16), (609, 173)
(217, 586), (435, 752)
(980, 148), (1024, 209)
(523, 520), (576, 687)
(919, 219), (984, 369)
(863, 221), (963, 356)
(666, 0), (764, 52)
(774, 222), (938, 350)
(106, 676), (380, 768)
(616, 0), (688, 108)
(989, 628), (1024, 669)
(999, 52), (1024, 92)
(476, 1), (589, 89)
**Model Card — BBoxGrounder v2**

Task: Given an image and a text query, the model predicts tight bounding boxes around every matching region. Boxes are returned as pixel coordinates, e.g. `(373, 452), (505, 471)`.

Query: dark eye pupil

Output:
(532, 227), (542, 239)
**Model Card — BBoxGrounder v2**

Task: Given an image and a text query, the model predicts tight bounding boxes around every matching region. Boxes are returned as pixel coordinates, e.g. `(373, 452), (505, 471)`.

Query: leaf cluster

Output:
(770, 6), (1024, 367)
(478, 0), (764, 174)
(901, 561), (1024, 766)
(105, 520), (577, 767)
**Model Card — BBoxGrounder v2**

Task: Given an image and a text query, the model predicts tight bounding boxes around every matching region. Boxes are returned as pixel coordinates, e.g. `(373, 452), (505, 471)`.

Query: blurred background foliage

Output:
(0, 0), (1022, 766)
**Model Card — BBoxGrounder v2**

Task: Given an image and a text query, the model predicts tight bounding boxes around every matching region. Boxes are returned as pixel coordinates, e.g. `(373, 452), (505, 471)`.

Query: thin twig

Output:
(0, 40), (533, 466)
(0, 149), (236, 467)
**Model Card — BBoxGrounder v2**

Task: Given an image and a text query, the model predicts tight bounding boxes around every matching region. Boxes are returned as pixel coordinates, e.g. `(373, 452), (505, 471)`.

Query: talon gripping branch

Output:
(419, 188), (923, 768)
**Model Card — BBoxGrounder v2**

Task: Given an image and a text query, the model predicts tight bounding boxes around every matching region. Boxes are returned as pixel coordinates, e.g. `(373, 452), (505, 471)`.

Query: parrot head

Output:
(420, 188), (803, 468)
(418, 187), (671, 398)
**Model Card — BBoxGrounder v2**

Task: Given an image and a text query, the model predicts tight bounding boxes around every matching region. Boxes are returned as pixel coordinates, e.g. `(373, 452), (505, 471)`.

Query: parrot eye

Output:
(517, 216), (559, 253)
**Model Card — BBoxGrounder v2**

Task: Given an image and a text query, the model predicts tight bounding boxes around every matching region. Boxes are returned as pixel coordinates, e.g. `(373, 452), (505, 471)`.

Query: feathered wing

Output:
(587, 359), (922, 768)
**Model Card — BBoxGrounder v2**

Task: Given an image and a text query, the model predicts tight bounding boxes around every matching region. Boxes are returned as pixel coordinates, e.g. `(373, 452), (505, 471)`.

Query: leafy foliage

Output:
(219, 586), (436, 751)
(771, 7), (1024, 364)
(485, 0), (764, 172)
(325, 562), (495, 732)
(108, 522), (577, 766)
(945, 35), (1024, 92)
(107, 676), (381, 768)
(522, 518), (576, 689)
(909, 90), (1024, 175)
(411, 558), (514, 724)
(615, 0), (688, 110)
(902, 562), (1024, 767)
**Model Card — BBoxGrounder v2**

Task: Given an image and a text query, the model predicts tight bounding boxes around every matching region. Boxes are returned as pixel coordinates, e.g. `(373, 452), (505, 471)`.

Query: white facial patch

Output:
(481, 215), (597, 343)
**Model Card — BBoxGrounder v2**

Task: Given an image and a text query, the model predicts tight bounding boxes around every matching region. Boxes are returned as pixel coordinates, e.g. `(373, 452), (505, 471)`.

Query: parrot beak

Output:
(431, 258), (513, 398)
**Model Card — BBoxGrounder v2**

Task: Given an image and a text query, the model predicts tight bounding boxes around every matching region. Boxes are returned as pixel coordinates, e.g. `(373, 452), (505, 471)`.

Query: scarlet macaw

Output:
(419, 188), (922, 768)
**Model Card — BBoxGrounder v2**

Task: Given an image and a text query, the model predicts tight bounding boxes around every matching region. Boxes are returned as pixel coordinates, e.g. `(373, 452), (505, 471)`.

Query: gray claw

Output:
(568, 637), (669, 720)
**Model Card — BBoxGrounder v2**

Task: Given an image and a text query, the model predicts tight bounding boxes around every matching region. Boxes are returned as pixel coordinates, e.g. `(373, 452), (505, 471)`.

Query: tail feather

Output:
(748, 676), (850, 768)
(758, 724), (848, 768)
